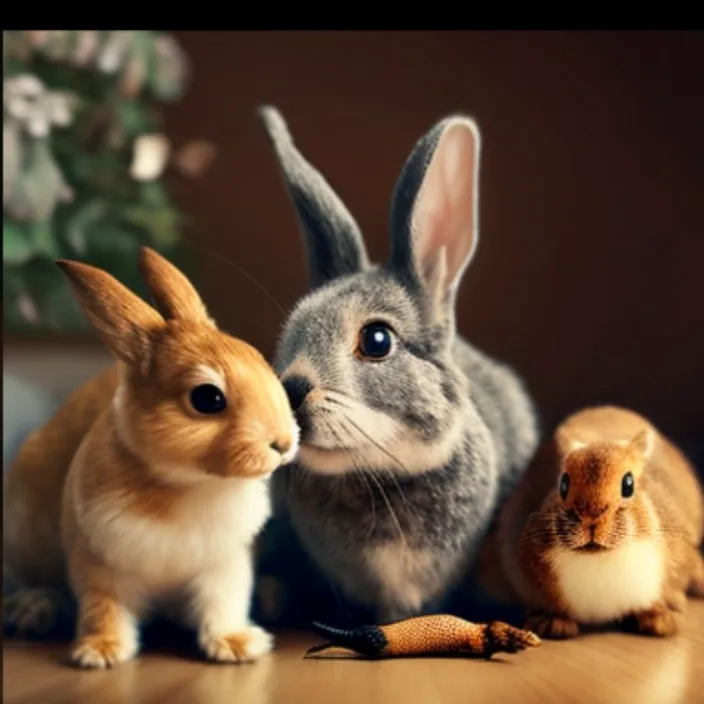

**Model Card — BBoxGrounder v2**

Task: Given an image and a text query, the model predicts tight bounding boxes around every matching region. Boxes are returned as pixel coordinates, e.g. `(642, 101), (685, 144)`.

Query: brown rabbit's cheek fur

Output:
(114, 390), (221, 471)
(112, 323), (296, 480)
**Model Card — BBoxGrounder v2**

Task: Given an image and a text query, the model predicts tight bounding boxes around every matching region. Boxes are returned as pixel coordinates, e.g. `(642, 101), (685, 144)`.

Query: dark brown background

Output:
(161, 30), (703, 438)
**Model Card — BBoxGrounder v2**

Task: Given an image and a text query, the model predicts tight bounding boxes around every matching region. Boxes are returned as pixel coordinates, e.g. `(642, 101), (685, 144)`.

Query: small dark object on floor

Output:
(305, 614), (540, 660)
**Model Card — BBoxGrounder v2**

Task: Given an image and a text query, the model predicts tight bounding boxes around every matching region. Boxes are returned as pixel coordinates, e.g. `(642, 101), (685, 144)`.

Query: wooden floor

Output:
(4, 602), (704, 704)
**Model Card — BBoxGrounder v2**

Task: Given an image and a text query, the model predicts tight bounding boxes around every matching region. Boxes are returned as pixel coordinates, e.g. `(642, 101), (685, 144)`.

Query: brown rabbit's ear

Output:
(138, 247), (215, 327)
(628, 428), (655, 460)
(57, 259), (164, 366)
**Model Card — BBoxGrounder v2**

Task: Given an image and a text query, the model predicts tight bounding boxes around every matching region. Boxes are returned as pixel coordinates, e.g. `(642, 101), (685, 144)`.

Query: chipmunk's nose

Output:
(575, 498), (608, 520)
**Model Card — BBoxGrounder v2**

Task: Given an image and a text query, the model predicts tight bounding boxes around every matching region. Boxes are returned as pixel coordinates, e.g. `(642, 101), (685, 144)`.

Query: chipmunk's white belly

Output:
(550, 539), (665, 624)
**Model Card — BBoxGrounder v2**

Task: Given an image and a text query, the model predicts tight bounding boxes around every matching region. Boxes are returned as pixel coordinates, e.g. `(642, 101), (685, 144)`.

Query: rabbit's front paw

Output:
(200, 625), (274, 663)
(71, 634), (138, 669)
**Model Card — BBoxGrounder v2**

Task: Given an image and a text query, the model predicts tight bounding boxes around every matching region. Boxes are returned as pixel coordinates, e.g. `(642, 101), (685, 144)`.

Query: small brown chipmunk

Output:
(496, 405), (704, 639)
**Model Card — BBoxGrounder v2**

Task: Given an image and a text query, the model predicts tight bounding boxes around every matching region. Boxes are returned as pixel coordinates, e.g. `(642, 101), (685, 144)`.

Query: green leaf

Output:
(16, 140), (67, 221)
(3, 220), (36, 264)
(29, 221), (59, 257)
(124, 206), (181, 247)
(64, 199), (107, 255)
(137, 180), (170, 208)
(116, 100), (151, 136)
(14, 257), (88, 334)
(3, 122), (22, 195)
(34, 270), (88, 333)
(149, 34), (187, 102)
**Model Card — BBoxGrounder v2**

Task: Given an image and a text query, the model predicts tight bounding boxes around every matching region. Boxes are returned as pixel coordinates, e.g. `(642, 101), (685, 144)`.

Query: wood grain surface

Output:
(4, 600), (704, 704)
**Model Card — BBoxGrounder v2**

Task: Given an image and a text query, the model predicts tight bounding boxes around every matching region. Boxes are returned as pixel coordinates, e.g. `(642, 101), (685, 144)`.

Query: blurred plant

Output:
(3, 30), (217, 335)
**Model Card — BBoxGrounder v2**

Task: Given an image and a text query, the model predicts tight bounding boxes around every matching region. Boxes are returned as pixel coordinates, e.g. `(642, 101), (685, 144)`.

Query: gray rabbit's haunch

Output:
(258, 106), (539, 624)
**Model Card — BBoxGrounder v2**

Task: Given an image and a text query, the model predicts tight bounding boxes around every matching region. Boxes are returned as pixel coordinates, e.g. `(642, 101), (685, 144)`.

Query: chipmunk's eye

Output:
(358, 322), (395, 361)
(621, 471), (634, 498)
(559, 473), (570, 500)
(190, 383), (227, 415)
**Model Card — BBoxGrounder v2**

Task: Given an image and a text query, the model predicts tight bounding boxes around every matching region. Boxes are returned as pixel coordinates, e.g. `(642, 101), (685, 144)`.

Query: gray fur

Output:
(259, 106), (539, 622)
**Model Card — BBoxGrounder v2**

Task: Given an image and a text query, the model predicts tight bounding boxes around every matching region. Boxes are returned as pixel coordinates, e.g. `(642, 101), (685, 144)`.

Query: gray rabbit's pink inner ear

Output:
(389, 115), (482, 304)
(257, 104), (370, 290)
(412, 120), (480, 291)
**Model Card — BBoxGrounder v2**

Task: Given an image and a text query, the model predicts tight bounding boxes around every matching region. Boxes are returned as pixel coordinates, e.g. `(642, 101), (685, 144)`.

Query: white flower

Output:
(3, 74), (77, 138)
(7, 74), (44, 98)
(130, 133), (170, 181)
(26, 113), (49, 138)
(44, 92), (74, 127)
(98, 31), (133, 74)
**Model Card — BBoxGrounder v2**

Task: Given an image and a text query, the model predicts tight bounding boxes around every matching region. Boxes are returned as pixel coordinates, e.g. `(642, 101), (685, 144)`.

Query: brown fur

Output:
(4, 367), (118, 588)
(4, 247), (296, 666)
(496, 406), (704, 639)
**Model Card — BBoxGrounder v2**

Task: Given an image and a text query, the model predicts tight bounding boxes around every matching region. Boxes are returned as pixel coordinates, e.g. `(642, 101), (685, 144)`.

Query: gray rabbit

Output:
(257, 106), (539, 624)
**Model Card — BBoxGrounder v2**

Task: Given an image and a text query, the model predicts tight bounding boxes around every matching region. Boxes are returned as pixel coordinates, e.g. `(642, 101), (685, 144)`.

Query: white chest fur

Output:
(364, 543), (444, 619)
(549, 539), (665, 623)
(79, 475), (271, 593)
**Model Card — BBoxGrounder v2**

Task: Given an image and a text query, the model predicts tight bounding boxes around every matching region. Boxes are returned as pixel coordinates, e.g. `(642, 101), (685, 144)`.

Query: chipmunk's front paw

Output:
(524, 614), (580, 639)
(200, 625), (274, 664)
(628, 604), (677, 637)
(71, 634), (138, 669)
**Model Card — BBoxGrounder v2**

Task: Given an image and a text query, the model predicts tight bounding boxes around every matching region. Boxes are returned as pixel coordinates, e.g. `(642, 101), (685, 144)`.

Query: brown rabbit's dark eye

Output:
(559, 473), (570, 500)
(621, 471), (635, 498)
(190, 384), (227, 415)
(358, 322), (394, 360)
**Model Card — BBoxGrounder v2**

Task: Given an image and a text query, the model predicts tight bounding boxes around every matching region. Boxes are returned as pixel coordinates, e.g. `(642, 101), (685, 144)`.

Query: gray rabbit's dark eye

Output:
(358, 322), (394, 360)
(190, 383), (227, 414)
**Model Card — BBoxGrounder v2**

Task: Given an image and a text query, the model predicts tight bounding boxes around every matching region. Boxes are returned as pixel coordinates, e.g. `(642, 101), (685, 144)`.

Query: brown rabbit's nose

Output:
(270, 439), (292, 455)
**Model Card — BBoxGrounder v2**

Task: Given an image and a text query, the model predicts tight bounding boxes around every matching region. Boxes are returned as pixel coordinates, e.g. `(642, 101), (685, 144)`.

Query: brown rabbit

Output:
(496, 405), (704, 639)
(3, 247), (299, 668)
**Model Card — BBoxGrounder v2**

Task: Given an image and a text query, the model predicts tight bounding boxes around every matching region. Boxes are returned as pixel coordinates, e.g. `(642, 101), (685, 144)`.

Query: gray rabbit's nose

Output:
(282, 375), (313, 412)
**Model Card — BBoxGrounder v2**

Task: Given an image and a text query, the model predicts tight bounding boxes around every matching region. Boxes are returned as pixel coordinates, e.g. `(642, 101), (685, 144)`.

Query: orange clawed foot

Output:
(480, 621), (542, 657)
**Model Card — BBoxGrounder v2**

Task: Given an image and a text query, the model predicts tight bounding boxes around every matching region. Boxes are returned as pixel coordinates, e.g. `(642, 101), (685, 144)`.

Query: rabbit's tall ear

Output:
(389, 115), (481, 316)
(258, 105), (369, 290)
(138, 247), (215, 327)
(56, 259), (164, 367)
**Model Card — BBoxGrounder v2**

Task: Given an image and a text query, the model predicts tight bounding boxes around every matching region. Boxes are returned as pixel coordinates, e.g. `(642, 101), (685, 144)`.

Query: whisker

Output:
(366, 470), (410, 550)
(328, 403), (423, 518)
(328, 414), (409, 550)
(328, 425), (377, 542)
